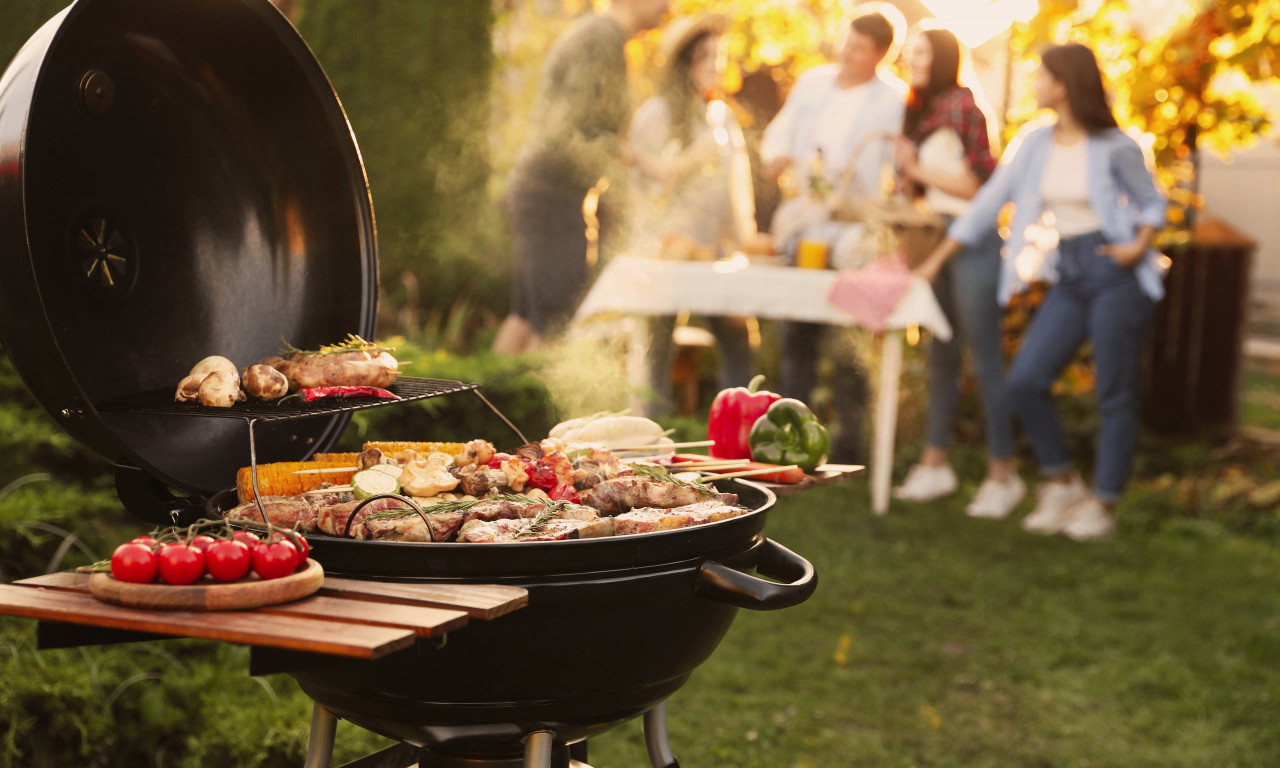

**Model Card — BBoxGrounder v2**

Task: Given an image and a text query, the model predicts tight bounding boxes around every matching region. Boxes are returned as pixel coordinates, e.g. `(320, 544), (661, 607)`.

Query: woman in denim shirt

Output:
(916, 43), (1168, 541)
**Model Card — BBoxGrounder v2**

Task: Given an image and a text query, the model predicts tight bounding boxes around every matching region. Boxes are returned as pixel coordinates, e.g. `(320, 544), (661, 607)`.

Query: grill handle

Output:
(694, 538), (816, 610)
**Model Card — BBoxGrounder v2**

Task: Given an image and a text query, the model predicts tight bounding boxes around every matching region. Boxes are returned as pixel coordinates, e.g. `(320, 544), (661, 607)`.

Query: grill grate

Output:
(96, 377), (479, 422)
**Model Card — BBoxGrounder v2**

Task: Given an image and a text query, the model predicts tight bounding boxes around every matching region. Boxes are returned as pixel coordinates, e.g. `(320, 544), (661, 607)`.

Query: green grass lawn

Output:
(585, 479), (1280, 768)
(2, 350), (1278, 767)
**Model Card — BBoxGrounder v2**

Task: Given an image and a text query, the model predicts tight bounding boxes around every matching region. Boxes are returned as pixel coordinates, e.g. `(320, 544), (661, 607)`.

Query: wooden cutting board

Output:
(88, 558), (324, 611)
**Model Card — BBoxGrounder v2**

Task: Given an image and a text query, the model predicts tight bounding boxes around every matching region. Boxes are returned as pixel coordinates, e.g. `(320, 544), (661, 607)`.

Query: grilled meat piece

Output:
(225, 495), (318, 531)
(357, 510), (465, 542)
(265, 349), (399, 391)
(457, 516), (615, 543)
(613, 500), (746, 536)
(317, 496), (410, 537)
(580, 475), (732, 516)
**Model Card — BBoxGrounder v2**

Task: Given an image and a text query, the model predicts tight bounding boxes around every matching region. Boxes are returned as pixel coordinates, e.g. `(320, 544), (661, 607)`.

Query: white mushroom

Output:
(241, 364), (289, 400)
(197, 370), (243, 408)
(187, 355), (238, 379)
(174, 373), (204, 402)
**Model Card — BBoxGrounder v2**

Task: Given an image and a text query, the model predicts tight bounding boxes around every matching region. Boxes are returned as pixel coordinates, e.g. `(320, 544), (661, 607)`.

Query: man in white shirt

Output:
(761, 6), (906, 204)
(760, 6), (906, 463)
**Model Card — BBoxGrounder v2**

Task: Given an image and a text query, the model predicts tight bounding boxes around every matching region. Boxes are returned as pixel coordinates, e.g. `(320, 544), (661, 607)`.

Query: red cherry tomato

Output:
(156, 543), (205, 585)
(130, 535), (157, 548)
(187, 534), (217, 552)
(252, 539), (299, 580)
(485, 452), (512, 469)
(204, 540), (252, 582)
(110, 542), (158, 583)
(527, 461), (558, 491)
(289, 533), (310, 563)
(548, 483), (581, 503)
(231, 530), (261, 546)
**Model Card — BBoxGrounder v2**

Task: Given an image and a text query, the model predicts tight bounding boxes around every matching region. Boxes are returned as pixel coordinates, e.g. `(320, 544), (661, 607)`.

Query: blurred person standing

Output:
(492, 0), (670, 355)
(888, 26), (1025, 518)
(915, 42), (1168, 540)
(758, 4), (906, 462)
(626, 13), (758, 416)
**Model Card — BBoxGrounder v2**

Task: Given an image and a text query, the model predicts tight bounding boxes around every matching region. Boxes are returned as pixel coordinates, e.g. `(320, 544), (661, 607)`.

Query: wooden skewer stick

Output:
(305, 485), (353, 493)
(293, 466), (360, 474)
(667, 460), (750, 470)
(699, 465), (801, 482)
(610, 440), (715, 451)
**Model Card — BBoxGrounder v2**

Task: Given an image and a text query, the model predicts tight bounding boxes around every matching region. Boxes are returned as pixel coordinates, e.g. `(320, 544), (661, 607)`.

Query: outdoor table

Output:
(0, 569), (529, 766)
(0, 570), (526, 658)
(574, 256), (953, 515)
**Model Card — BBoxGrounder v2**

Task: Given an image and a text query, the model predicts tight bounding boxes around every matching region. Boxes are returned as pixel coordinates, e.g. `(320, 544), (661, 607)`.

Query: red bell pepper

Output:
(706, 375), (781, 459)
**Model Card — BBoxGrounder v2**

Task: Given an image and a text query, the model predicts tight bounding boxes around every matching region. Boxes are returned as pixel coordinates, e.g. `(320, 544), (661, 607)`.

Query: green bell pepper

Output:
(747, 398), (830, 472)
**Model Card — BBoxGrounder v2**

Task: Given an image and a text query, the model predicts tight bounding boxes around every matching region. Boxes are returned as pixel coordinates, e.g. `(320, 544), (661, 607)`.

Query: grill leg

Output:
(643, 701), (679, 768)
(523, 730), (555, 768)
(303, 703), (338, 768)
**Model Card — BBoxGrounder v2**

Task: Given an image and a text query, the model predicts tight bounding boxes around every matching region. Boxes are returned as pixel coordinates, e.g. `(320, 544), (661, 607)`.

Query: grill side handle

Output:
(693, 538), (817, 610)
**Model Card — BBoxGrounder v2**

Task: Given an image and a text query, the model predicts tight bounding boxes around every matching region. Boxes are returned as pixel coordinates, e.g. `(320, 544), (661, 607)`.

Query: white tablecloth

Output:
(574, 256), (952, 515)
(574, 257), (952, 340)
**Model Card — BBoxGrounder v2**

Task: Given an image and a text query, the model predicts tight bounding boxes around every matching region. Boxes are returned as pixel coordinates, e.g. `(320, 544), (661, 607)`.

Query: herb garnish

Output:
(280, 333), (394, 357)
(627, 462), (717, 495)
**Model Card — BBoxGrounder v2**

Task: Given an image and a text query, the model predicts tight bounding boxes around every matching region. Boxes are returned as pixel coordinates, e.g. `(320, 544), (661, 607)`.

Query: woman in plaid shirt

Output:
(889, 26), (1026, 520)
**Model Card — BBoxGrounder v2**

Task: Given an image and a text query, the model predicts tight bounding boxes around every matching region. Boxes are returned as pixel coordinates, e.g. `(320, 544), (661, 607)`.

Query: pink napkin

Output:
(826, 254), (914, 331)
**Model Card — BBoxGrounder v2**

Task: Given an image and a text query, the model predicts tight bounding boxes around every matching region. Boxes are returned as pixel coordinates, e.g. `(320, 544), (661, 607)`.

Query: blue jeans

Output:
(1007, 231), (1155, 502)
(925, 224), (1013, 459)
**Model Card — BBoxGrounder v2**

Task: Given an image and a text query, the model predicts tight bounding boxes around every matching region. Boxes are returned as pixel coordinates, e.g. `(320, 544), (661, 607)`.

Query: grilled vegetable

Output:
(748, 398), (830, 472)
(352, 467), (400, 499)
(242, 363), (289, 399)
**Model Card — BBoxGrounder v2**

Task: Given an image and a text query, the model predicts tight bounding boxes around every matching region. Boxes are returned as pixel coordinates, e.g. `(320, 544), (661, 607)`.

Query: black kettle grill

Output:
(0, 2), (819, 766)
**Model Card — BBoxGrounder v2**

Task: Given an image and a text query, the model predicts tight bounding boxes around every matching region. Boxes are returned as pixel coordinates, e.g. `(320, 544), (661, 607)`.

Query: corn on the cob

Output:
(362, 441), (466, 459)
(235, 461), (358, 503)
(311, 452), (361, 464)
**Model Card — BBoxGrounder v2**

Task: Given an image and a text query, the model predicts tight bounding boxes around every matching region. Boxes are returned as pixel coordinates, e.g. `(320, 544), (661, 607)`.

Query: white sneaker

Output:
(1061, 499), (1115, 541)
(965, 475), (1027, 519)
(1021, 477), (1091, 534)
(893, 463), (958, 501)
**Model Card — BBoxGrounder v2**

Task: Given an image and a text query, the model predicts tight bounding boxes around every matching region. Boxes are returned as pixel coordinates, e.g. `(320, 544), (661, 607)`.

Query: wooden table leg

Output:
(872, 331), (904, 516)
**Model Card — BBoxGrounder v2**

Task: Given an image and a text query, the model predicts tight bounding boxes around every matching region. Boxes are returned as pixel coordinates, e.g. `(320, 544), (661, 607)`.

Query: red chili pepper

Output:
(299, 386), (400, 401)
(706, 374), (781, 459)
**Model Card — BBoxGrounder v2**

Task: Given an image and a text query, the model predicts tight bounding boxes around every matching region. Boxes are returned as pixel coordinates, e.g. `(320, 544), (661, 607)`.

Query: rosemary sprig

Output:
(279, 333), (395, 357)
(627, 462), (717, 495)
(515, 500), (571, 538)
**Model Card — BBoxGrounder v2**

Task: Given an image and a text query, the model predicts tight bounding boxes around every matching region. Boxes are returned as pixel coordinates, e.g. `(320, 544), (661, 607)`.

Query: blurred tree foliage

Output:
(1010, 0), (1280, 231)
(294, 1), (505, 342)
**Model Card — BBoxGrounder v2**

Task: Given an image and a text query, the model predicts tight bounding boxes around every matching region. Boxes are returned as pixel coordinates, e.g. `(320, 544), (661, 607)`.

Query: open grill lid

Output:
(0, 0), (380, 503)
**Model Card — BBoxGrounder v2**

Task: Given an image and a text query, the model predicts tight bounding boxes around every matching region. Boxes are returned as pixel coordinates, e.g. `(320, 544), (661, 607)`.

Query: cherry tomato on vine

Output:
(231, 530), (261, 547)
(204, 539), (252, 582)
(187, 534), (217, 552)
(110, 542), (158, 583)
(130, 535), (157, 548)
(157, 542), (205, 585)
(288, 533), (310, 563)
(252, 539), (299, 580)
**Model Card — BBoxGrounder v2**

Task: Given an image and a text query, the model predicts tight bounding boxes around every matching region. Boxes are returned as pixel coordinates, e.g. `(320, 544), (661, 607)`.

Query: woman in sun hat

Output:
(625, 12), (759, 416)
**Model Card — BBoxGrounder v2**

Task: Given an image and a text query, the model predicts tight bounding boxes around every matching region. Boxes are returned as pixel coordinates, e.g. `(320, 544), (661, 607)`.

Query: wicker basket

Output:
(830, 196), (946, 269)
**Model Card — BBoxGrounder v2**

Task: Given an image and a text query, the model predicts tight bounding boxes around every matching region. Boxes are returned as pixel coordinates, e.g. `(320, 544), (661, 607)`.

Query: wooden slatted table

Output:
(0, 571), (527, 660)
